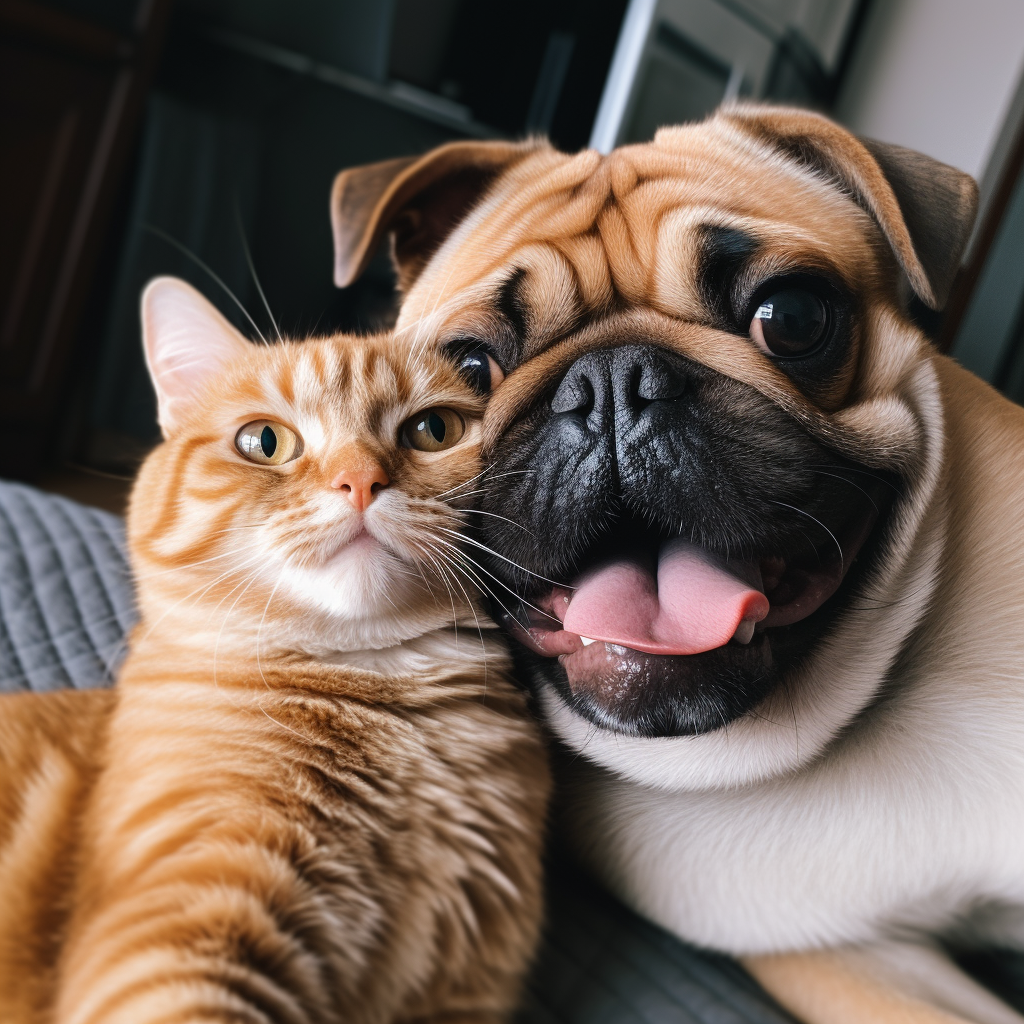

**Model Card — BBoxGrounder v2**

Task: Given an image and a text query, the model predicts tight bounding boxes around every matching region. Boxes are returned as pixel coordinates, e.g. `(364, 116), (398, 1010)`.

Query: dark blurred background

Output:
(3, 0), (1024, 510)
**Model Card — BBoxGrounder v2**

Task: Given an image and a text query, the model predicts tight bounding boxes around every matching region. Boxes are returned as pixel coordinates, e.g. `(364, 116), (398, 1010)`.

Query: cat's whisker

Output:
(430, 544), (485, 637)
(132, 542), (263, 581)
(254, 570), (286, 693)
(444, 475), (532, 496)
(441, 489), (493, 504)
(412, 563), (441, 604)
(257, 702), (310, 744)
(466, 509), (535, 534)
(213, 563), (269, 689)
(135, 549), (269, 646)
(430, 541), (561, 638)
(434, 559), (468, 651)
(428, 546), (493, 684)
(234, 202), (282, 343)
(434, 465), (536, 500)
(431, 464), (495, 501)
(432, 546), (538, 618)
(417, 548), (463, 644)
(202, 523), (271, 535)
(432, 545), (539, 644)
(190, 551), (270, 612)
(366, 558), (408, 617)
(428, 536), (525, 609)
(428, 540), (496, 602)
(202, 563), (275, 665)
(418, 542), (463, 605)
(439, 529), (569, 588)
(144, 224), (268, 344)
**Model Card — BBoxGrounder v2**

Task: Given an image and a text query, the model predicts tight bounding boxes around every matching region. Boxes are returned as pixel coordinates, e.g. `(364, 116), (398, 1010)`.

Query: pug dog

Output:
(329, 105), (1024, 1024)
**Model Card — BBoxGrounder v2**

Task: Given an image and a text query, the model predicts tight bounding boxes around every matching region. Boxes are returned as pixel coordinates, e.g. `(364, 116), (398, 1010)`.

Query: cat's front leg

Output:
(51, 861), (348, 1024)
(745, 943), (1024, 1024)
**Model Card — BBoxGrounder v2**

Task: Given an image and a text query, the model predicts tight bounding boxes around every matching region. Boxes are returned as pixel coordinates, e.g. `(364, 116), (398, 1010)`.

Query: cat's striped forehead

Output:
(212, 332), (476, 441)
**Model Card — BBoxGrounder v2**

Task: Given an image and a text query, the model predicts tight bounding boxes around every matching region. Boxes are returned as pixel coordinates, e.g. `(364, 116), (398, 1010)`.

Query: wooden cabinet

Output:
(0, 0), (171, 478)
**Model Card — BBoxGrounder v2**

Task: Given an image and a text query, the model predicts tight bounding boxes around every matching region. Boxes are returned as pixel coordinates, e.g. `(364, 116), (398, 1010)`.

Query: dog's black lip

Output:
(517, 633), (778, 738)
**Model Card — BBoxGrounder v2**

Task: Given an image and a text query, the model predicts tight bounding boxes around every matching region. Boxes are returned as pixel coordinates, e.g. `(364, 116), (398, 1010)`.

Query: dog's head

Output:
(331, 105), (977, 790)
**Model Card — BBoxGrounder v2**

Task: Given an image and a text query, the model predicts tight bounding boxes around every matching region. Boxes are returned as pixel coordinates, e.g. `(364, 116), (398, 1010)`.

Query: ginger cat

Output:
(0, 278), (550, 1024)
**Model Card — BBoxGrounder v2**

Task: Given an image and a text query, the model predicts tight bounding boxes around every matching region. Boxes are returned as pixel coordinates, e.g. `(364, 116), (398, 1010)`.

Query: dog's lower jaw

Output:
(546, 636), (777, 737)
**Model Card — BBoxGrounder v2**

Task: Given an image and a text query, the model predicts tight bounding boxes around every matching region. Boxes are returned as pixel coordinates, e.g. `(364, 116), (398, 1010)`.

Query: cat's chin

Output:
(326, 528), (380, 562)
(275, 535), (450, 637)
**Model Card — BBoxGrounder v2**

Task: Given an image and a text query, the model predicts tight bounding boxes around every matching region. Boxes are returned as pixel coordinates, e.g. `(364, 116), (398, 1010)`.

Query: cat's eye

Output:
(235, 420), (302, 465)
(454, 344), (505, 393)
(401, 408), (465, 452)
(749, 285), (832, 358)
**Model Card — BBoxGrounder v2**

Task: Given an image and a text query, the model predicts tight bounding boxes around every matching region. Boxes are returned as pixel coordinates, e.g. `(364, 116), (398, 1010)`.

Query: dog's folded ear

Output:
(331, 140), (538, 292)
(720, 104), (979, 309)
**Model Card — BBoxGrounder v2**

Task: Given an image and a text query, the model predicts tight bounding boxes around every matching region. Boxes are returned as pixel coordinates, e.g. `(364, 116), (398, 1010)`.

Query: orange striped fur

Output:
(0, 279), (550, 1024)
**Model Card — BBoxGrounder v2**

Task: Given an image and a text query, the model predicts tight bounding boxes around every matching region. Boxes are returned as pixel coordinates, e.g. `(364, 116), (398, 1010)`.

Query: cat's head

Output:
(128, 277), (492, 654)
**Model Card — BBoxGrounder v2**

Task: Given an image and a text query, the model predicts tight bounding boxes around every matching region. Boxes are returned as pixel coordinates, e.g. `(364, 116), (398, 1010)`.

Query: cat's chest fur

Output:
(4, 640), (547, 1024)
(87, 641), (540, 885)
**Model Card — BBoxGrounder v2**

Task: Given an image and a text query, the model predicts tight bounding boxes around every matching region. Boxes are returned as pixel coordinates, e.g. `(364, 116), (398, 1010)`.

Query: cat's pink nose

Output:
(331, 464), (390, 512)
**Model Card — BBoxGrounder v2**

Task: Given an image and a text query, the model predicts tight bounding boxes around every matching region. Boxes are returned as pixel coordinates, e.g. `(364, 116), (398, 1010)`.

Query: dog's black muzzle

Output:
(475, 343), (893, 737)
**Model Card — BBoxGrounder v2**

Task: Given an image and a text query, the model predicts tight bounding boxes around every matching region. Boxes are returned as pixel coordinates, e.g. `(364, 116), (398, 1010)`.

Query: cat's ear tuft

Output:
(141, 277), (252, 437)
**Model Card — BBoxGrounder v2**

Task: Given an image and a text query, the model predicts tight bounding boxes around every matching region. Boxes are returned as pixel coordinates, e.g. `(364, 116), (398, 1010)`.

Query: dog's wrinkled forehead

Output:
(397, 127), (877, 369)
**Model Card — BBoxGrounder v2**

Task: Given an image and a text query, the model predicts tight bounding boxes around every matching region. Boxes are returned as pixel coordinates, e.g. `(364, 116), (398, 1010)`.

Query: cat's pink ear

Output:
(141, 277), (252, 437)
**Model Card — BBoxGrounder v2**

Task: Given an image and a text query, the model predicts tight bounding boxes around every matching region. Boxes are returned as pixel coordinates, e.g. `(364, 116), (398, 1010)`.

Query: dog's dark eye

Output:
(455, 346), (505, 393)
(749, 288), (830, 358)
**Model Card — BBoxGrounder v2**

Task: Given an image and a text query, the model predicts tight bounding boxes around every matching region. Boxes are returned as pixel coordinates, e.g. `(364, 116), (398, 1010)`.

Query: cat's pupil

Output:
(260, 425), (278, 458)
(427, 412), (446, 442)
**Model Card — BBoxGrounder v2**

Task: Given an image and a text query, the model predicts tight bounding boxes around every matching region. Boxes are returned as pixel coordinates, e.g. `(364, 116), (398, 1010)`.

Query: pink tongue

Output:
(561, 539), (768, 655)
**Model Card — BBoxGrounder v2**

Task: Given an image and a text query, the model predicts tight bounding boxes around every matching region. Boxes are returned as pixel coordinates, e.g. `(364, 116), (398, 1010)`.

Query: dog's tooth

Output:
(580, 636), (596, 646)
(733, 619), (756, 645)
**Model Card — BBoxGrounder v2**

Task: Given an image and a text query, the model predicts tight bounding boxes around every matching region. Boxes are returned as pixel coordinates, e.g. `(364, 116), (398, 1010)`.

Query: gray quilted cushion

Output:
(522, 857), (797, 1024)
(0, 479), (136, 694)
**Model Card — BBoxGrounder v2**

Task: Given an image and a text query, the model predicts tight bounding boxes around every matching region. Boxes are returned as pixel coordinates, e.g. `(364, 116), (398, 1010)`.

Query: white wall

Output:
(834, 0), (1024, 181)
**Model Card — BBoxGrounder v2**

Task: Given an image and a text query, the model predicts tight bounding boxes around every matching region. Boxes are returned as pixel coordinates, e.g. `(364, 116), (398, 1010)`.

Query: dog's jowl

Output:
(331, 106), (1024, 1024)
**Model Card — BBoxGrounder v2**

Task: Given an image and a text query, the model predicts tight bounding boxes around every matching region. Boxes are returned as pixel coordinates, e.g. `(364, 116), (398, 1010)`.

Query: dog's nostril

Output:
(635, 359), (686, 403)
(551, 371), (595, 415)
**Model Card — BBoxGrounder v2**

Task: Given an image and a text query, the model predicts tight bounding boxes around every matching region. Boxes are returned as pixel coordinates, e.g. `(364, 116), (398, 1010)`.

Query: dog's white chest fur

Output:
(560, 656), (1024, 955)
